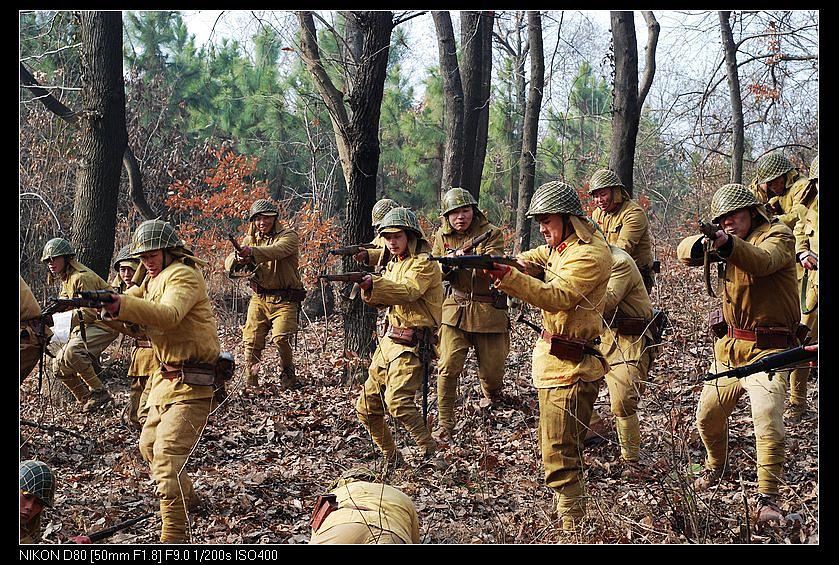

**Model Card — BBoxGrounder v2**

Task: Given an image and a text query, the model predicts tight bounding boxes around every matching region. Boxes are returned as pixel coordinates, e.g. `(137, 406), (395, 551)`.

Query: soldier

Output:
(225, 199), (305, 389)
(102, 219), (221, 543)
(20, 275), (52, 383)
(588, 245), (658, 475)
(486, 181), (612, 532)
(431, 187), (510, 442)
(111, 244), (156, 430)
(588, 169), (656, 293)
(355, 207), (444, 468)
(41, 238), (118, 412)
(753, 151), (811, 229)
(20, 460), (55, 544)
(677, 183), (798, 524)
(309, 467), (420, 544)
(789, 155), (819, 421)
(354, 197), (399, 271)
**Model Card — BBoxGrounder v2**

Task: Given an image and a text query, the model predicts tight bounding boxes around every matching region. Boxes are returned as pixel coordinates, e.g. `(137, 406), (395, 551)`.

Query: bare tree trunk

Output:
(514, 11), (544, 254)
(72, 11), (128, 279)
(432, 11), (464, 192)
(472, 11), (494, 199)
(608, 11), (640, 198)
(719, 11), (745, 184)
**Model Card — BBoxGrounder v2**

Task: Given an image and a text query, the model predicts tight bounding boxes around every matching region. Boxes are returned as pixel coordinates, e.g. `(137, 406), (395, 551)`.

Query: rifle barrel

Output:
(85, 512), (154, 543)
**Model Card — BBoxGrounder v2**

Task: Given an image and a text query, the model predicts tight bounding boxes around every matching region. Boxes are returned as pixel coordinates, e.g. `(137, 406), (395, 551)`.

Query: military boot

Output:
(785, 402), (807, 424)
(754, 493), (784, 524)
(279, 365), (298, 390)
(693, 466), (723, 492)
(244, 363), (260, 386)
(83, 388), (113, 413)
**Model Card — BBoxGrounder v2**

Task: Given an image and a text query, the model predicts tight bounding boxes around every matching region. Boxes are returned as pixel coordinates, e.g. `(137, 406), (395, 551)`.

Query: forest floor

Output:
(19, 253), (819, 545)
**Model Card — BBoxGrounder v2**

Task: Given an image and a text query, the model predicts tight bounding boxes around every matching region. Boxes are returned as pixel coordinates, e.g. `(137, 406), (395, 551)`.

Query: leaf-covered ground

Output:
(19, 253), (818, 544)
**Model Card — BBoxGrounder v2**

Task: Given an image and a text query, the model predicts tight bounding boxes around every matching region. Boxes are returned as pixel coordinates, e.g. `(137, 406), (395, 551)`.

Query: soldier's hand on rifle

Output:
(102, 294), (122, 317)
(358, 274), (373, 291)
(353, 249), (369, 263)
(799, 251), (818, 270)
(236, 246), (253, 264)
(484, 262), (511, 282)
(704, 229), (728, 250)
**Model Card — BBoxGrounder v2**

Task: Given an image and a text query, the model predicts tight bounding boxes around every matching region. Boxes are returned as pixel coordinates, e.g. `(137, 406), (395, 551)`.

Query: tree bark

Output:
(432, 11), (464, 193)
(514, 11), (544, 254)
(608, 11), (641, 198)
(71, 11), (129, 279)
(459, 11), (493, 200)
(719, 11), (745, 184)
(472, 11), (494, 199)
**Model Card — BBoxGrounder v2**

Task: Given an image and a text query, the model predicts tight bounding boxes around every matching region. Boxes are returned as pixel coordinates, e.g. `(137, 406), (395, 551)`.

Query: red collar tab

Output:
(555, 242), (568, 254)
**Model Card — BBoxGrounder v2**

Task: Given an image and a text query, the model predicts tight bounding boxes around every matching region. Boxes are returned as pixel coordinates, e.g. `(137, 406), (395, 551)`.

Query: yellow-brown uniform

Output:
(590, 246), (656, 462)
(20, 275), (52, 382)
(677, 219), (798, 496)
(362, 235), (391, 273)
(112, 256), (220, 543)
(497, 218), (611, 528)
(52, 259), (118, 403)
(431, 214), (509, 434)
(592, 197), (655, 292)
(309, 480), (420, 544)
(20, 515), (41, 544)
(224, 224), (303, 386)
(791, 189), (818, 411)
(356, 238), (443, 459)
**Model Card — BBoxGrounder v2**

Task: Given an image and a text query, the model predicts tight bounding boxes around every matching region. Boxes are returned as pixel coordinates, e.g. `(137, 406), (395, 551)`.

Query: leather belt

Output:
(451, 289), (495, 303)
(135, 339), (152, 348)
(727, 327), (757, 341)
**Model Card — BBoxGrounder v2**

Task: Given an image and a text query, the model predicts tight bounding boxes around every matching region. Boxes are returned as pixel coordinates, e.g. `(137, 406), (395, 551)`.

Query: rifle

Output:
(430, 254), (525, 272)
(70, 512), (154, 544)
(319, 272), (370, 300)
(702, 345), (817, 381)
(227, 233), (244, 254)
(454, 229), (493, 254)
(698, 220), (722, 298)
(800, 257), (818, 315)
(328, 243), (378, 256)
(420, 333), (432, 426)
(44, 291), (118, 345)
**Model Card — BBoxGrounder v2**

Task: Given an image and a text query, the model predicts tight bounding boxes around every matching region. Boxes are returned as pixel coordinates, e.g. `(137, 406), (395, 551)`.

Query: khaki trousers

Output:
(128, 376), (152, 427)
(242, 295), (298, 379)
(790, 280), (818, 407)
(696, 369), (787, 495)
(52, 326), (117, 401)
(436, 325), (509, 432)
(139, 398), (212, 543)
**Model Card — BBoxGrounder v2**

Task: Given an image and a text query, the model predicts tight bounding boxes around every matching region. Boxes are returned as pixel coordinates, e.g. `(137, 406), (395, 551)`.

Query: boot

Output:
(785, 402), (807, 424)
(431, 426), (453, 445)
(479, 388), (505, 408)
(693, 466), (723, 492)
(244, 363), (260, 386)
(83, 388), (113, 413)
(754, 493), (784, 524)
(584, 412), (611, 447)
(279, 365), (298, 390)
(420, 441), (449, 471)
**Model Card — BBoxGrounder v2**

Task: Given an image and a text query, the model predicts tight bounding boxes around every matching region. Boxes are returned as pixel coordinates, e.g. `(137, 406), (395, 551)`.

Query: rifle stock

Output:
(227, 233), (244, 253)
(318, 272), (369, 284)
(328, 243), (378, 256)
(702, 345), (817, 381)
(456, 229), (493, 254)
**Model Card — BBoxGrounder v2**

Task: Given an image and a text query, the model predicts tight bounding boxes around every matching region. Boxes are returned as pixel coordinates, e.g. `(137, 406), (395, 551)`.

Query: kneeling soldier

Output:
(20, 275), (52, 383)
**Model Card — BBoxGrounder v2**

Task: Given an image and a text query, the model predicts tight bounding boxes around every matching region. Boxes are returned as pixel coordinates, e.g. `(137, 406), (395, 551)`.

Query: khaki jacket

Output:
(110, 275), (156, 376)
(116, 259), (220, 405)
(59, 259), (118, 336)
(601, 246), (654, 365)
(224, 225), (303, 298)
(431, 214), (508, 333)
(317, 480), (420, 543)
(500, 222), (612, 388)
(677, 219), (798, 366)
(20, 276), (41, 323)
(592, 198), (653, 272)
(769, 174), (813, 229)
(794, 195), (818, 288)
(364, 235), (390, 273)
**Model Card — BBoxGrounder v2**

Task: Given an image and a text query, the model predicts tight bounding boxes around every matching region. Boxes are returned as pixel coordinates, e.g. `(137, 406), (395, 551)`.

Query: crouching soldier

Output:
(20, 460), (56, 544)
(103, 219), (221, 543)
(20, 275), (52, 383)
(677, 183), (799, 524)
(486, 181), (612, 532)
(355, 207), (444, 468)
(309, 467), (419, 544)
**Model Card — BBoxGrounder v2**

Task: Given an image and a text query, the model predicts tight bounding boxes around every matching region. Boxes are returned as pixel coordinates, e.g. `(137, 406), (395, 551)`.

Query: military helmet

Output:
(809, 155), (818, 181)
(248, 199), (279, 221)
(40, 238), (74, 262)
(587, 169), (625, 194)
(19, 460), (55, 508)
(711, 183), (762, 223)
(441, 187), (478, 216)
(378, 207), (424, 238)
(755, 152), (795, 185)
(130, 219), (184, 256)
(526, 180), (585, 218)
(371, 198), (399, 227)
(112, 244), (138, 271)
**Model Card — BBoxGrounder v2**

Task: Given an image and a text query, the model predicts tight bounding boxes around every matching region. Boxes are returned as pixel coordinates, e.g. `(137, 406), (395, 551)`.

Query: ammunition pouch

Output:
(610, 315), (648, 336)
(161, 353), (236, 391)
(134, 339), (152, 349)
(249, 283), (307, 303)
(639, 266), (656, 291)
(491, 290), (508, 310)
(652, 260), (661, 274)
(795, 323), (810, 345)
(386, 326), (438, 348)
(709, 308), (728, 338)
(540, 330), (601, 363)
(310, 493), (338, 532)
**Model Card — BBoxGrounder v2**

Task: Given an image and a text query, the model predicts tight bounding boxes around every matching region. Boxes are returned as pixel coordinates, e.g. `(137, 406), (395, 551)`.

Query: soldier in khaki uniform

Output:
(225, 200), (305, 388)
(753, 151), (812, 229)
(677, 183), (798, 524)
(354, 197), (399, 271)
(20, 460), (55, 544)
(102, 220), (221, 543)
(589, 169), (656, 292)
(487, 181), (612, 531)
(42, 238), (118, 412)
(789, 155), (819, 421)
(431, 188), (509, 441)
(110, 245), (156, 430)
(588, 245), (657, 472)
(309, 467), (420, 544)
(20, 275), (52, 382)
(355, 207), (444, 466)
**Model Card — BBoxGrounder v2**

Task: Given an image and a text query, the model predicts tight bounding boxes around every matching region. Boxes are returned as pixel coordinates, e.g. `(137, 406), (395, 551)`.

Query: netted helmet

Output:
(755, 152), (795, 185)
(130, 219), (184, 256)
(112, 244), (138, 271)
(711, 183), (761, 223)
(809, 155), (818, 181)
(371, 198), (398, 227)
(441, 187), (478, 216)
(587, 169), (625, 194)
(40, 238), (74, 262)
(19, 460), (55, 507)
(526, 181), (585, 218)
(378, 207), (424, 238)
(248, 199), (279, 221)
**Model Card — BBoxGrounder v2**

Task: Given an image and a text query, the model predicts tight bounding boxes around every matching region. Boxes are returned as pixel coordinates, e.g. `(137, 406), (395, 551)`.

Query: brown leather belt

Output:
(249, 282), (307, 302)
(727, 327), (757, 341)
(451, 288), (495, 303)
(727, 326), (796, 349)
(160, 362), (216, 384)
(135, 339), (152, 348)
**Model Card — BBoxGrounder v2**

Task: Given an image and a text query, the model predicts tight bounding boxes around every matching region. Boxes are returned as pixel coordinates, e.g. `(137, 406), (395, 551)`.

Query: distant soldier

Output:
(677, 183), (798, 524)
(753, 151), (811, 229)
(355, 207), (444, 468)
(225, 199), (305, 389)
(309, 467), (420, 544)
(20, 460), (55, 544)
(431, 188), (510, 442)
(42, 238), (118, 412)
(103, 219), (221, 543)
(20, 275), (52, 382)
(487, 181), (612, 532)
(788, 155), (819, 421)
(589, 169), (656, 292)
(110, 244), (155, 430)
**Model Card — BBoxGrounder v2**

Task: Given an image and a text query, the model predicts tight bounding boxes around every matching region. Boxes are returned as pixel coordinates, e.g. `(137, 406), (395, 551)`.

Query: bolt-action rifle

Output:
(430, 254), (525, 272)
(70, 512), (154, 544)
(702, 345), (817, 381)
(698, 220), (722, 298)
(45, 290), (118, 345)
(319, 272), (370, 300)
(328, 243), (379, 256)
(453, 228), (493, 254)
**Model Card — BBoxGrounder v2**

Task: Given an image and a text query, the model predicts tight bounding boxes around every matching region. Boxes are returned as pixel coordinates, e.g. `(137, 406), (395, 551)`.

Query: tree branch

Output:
(637, 11), (660, 111)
